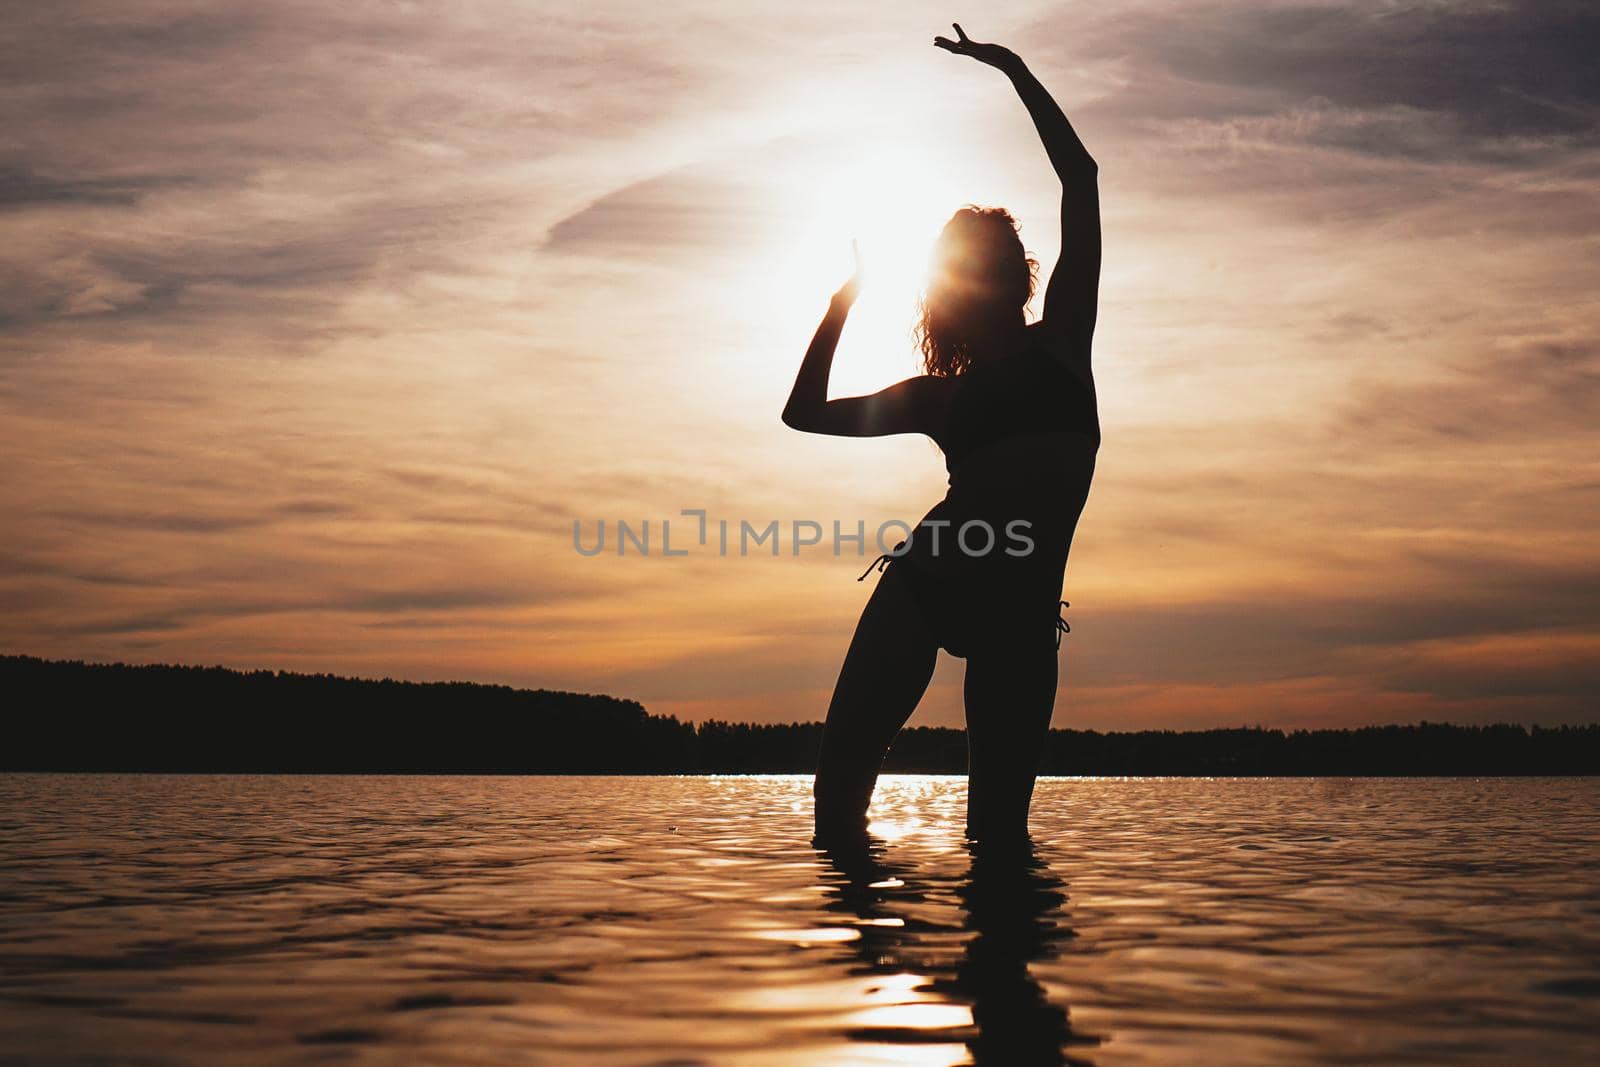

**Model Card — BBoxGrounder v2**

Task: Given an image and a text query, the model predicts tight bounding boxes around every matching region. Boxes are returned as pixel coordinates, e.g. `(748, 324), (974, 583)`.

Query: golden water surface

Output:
(2, 774), (1597, 1065)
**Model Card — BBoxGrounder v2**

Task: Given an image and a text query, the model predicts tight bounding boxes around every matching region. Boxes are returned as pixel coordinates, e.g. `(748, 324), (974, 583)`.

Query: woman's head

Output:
(916, 205), (1036, 377)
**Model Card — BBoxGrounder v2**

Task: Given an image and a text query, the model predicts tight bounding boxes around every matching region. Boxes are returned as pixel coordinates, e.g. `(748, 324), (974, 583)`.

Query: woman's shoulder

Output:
(1026, 319), (1093, 372)
(898, 372), (960, 396)
(1025, 317), (1087, 350)
(888, 372), (959, 421)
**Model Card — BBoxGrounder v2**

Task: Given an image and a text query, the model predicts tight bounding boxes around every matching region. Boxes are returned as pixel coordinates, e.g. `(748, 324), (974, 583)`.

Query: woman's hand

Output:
(933, 23), (1021, 74)
(830, 240), (864, 312)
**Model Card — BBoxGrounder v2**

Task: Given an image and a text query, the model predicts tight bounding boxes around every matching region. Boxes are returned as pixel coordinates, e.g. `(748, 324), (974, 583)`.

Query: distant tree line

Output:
(4, 655), (1596, 775)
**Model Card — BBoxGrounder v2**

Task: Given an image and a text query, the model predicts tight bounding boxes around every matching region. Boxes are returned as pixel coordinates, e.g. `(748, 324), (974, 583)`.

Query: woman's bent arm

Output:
(783, 293), (850, 431)
(783, 247), (948, 439)
(783, 295), (945, 438)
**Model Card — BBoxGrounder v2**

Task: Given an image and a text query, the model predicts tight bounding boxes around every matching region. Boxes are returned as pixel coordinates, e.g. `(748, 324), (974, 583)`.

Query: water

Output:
(1, 776), (1597, 1066)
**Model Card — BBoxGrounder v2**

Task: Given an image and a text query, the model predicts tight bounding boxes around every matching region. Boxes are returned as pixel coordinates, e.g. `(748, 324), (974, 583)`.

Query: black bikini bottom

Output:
(859, 542), (1069, 659)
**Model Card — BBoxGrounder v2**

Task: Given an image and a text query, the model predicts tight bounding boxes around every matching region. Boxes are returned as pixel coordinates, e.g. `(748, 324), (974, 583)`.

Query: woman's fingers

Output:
(934, 23), (982, 56)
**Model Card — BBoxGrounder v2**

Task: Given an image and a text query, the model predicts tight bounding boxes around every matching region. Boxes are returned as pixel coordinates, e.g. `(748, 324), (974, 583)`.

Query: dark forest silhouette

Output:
(3, 655), (1595, 775)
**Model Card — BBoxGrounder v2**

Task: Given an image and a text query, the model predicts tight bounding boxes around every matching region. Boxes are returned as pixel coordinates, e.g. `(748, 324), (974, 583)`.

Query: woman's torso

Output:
(933, 325), (1100, 474)
(907, 327), (1100, 580)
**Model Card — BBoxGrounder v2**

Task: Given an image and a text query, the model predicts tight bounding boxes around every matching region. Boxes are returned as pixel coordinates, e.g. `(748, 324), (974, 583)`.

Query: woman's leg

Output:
(814, 563), (939, 840)
(963, 639), (1058, 843)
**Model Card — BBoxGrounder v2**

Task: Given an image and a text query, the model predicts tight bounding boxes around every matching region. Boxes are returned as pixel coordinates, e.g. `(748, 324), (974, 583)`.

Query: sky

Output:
(2, 0), (1596, 730)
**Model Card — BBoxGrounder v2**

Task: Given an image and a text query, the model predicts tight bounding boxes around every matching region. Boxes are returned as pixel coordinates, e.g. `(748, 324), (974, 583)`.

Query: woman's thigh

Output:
(815, 563), (939, 787)
(963, 640), (1058, 839)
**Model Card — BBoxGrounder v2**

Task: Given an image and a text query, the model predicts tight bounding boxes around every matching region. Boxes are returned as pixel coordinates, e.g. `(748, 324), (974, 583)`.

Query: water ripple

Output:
(1, 774), (1597, 1065)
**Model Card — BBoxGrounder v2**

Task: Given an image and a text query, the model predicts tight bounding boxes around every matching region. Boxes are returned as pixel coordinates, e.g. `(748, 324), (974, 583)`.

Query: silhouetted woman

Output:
(783, 25), (1101, 844)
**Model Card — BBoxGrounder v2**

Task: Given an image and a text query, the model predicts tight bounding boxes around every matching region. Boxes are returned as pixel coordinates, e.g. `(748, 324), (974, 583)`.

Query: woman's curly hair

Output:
(915, 206), (1037, 378)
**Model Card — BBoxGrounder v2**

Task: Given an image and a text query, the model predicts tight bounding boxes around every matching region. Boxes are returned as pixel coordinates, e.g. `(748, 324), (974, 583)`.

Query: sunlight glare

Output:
(751, 926), (862, 945)
(783, 142), (970, 396)
(847, 1002), (974, 1030)
(864, 817), (919, 841)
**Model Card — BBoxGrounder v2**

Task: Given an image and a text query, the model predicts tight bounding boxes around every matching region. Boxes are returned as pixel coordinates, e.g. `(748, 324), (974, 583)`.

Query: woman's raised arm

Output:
(935, 24), (1101, 356)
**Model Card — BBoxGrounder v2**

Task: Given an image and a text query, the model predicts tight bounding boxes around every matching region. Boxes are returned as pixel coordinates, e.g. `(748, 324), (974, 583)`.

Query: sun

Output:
(779, 141), (971, 396)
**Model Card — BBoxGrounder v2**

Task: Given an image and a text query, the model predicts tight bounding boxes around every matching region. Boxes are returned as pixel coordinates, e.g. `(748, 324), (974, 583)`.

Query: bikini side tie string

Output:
(856, 540), (909, 582)
(1056, 600), (1071, 648)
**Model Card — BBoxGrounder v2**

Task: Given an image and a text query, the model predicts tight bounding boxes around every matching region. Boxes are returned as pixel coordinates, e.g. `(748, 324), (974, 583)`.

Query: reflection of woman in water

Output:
(817, 837), (1100, 1064)
(783, 26), (1101, 844)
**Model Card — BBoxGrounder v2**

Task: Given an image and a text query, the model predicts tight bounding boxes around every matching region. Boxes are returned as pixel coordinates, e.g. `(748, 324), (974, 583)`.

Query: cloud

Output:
(1373, 631), (1600, 701)
(1061, 0), (1600, 161)
(0, 165), (180, 210)
(0, 1), (747, 346)
(1333, 336), (1599, 447)
(545, 168), (766, 256)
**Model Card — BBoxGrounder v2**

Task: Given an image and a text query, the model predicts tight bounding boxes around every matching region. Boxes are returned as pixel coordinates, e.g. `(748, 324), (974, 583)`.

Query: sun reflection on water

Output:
(847, 1002), (975, 1031)
(751, 926), (862, 945)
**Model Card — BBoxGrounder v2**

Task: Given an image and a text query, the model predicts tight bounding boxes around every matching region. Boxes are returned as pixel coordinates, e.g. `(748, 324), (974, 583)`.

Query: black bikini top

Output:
(933, 342), (1100, 474)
